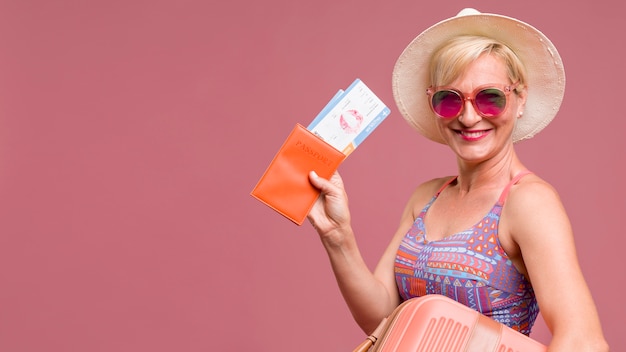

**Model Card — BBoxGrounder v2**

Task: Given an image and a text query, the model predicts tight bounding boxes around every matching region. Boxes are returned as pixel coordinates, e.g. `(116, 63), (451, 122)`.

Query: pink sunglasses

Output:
(427, 83), (519, 119)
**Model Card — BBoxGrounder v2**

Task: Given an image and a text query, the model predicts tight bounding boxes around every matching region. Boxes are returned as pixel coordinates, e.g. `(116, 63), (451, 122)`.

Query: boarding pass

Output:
(307, 79), (390, 156)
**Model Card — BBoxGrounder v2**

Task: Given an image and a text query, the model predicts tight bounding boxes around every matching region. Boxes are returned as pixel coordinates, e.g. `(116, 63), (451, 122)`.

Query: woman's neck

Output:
(454, 149), (525, 193)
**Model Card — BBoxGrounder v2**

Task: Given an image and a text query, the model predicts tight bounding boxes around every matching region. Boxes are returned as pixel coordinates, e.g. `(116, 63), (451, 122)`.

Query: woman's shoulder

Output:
(396, 176), (455, 228)
(404, 176), (455, 210)
(504, 172), (568, 230)
(508, 172), (562, 206)
(412, 175), (455, 198)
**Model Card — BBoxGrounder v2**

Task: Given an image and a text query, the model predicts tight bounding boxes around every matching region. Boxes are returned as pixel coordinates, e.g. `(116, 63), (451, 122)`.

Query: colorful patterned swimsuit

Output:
(394, 172), (538, 335)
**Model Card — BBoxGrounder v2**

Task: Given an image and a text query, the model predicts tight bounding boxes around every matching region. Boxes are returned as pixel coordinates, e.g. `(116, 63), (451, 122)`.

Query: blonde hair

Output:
(429, 35), (527, 92)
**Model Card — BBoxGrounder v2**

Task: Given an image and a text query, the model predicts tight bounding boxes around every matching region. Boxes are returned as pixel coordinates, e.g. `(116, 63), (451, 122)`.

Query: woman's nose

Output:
(458, 100), (482, 126)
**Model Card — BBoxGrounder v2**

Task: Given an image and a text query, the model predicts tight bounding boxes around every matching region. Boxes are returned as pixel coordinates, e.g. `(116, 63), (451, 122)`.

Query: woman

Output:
(307, 8), (609, 351)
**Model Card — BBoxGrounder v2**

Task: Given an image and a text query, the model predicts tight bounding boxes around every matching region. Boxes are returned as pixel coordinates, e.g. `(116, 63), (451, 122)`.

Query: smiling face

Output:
(427, 36), (527, 164)
(435, 54), (526, 163)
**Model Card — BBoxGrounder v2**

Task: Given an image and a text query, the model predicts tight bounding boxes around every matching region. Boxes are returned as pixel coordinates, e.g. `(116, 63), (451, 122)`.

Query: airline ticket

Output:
(307, 79), (390, 156)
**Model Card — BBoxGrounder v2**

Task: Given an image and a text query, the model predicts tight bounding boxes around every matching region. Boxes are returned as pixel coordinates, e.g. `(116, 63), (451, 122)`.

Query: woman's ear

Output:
(515, 88), (527, 118)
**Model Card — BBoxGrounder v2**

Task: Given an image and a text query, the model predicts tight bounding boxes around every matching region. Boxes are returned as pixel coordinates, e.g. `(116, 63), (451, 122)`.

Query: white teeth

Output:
(460, 131), (484, 138)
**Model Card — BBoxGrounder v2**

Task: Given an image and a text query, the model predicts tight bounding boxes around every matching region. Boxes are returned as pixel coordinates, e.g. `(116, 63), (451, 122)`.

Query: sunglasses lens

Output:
(475, 88), (506, 117)
(431, 90), (462, 118)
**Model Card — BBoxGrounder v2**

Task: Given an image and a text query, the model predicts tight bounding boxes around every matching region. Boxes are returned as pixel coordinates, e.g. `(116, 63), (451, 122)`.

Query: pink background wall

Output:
(0, 1), (623, 351)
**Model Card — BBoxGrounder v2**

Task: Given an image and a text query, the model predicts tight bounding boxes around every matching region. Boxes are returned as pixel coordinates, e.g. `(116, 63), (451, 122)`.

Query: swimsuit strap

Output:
(435, 176), (458, 197)
(497, 170), (534, 204)
(434, 171), (533, 203)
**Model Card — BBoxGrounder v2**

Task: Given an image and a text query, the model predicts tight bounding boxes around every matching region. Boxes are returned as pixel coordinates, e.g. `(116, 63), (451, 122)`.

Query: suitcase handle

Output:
(352, 317), (388, 352)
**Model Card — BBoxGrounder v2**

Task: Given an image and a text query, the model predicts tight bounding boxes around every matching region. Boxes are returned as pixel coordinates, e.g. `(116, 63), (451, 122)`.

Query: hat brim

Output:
(392, 9), (565, 144)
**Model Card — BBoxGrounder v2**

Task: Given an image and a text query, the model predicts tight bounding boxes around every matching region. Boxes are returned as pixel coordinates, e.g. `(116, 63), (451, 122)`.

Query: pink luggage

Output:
(354, 294), (547, 352)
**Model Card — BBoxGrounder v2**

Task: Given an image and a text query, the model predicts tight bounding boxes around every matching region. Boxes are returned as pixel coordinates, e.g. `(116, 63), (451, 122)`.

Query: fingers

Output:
(307, 171), (350, 239)
(309, 170), (336, 192)
(307, 170), (351, 235)
(311, 171), (349, 209)
(309, 171), (343, 193)
(308, 170), (322, 188)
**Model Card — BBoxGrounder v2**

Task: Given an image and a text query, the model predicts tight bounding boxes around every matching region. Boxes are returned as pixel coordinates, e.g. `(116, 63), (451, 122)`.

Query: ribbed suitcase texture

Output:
(362, 295), (546, 352)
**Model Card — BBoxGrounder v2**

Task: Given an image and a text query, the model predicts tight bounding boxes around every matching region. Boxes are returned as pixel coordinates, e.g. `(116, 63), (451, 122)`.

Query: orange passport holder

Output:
(251, 124), (346, 225)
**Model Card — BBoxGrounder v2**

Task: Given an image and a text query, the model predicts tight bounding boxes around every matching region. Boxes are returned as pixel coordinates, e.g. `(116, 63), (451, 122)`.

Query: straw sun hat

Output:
(392, 8), (565, 144)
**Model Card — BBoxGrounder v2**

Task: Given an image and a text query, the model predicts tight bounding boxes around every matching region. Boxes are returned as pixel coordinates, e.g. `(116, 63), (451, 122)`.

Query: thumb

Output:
(309, 170), (344, 194)
(308, 170), (326, 190)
